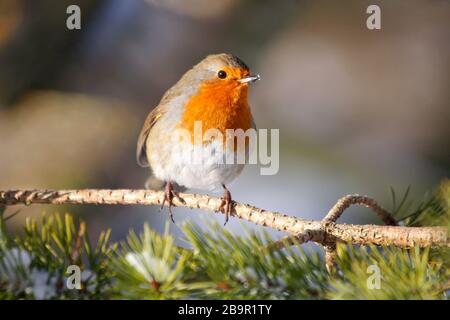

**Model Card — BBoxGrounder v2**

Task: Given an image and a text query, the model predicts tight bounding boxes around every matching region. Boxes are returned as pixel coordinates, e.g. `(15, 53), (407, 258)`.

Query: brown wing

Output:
(136, 106), (164, 167)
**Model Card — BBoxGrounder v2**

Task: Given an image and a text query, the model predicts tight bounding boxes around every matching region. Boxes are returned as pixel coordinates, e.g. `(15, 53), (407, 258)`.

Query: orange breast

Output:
(179, 79), (253, 141)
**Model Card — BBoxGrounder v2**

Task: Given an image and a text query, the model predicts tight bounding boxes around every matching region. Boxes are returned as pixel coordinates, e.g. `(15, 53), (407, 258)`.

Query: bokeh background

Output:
(0, 0), (449, 241)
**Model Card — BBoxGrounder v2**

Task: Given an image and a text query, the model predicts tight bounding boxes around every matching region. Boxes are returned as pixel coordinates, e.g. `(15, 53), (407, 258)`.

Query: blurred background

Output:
(0, 0), (449, 242)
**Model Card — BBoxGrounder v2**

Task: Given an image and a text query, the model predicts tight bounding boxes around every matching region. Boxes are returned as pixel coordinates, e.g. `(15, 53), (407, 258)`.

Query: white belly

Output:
(148, 139), (245, 191)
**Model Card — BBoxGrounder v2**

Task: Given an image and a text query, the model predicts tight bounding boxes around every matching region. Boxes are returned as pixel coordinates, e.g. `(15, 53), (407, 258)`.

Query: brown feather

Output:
(136, 106), (164, 167)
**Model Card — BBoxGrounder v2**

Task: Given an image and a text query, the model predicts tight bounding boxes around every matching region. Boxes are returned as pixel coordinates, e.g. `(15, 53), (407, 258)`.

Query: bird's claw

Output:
(219, 188), (233, 225)
(160, 182), (184, 223)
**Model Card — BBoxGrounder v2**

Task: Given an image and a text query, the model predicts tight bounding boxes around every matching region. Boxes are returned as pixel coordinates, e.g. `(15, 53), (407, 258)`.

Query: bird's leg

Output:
(219, 184), (233, 225)
(160, 181), (185, 223)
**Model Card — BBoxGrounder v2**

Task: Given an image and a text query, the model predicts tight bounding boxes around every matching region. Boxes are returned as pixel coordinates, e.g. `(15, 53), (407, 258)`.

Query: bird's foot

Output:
(219, 185), (233, 225)
(160, 181), (185, 223)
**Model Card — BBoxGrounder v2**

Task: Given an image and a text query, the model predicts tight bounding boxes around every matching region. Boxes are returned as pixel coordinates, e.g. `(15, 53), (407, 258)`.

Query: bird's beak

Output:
(238, 74), (261, 84)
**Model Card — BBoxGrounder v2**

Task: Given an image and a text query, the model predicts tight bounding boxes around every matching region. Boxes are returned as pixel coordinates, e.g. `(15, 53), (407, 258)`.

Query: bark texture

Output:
(1, 189), (448, 248)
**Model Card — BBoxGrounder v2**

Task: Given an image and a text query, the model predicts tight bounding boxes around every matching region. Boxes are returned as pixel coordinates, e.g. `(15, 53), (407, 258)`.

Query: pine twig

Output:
(268, 195), (398, 244)
(265, 230), (317, 251)
(320, 194), (398, 273)
(70, 221), (86, 264)
(323, 243), (337, 274)
(323, 194), (398, 226)
(0, 189), (448, 249)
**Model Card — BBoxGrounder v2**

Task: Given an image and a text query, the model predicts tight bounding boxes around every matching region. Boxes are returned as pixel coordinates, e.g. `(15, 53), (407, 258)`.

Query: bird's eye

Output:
(217, 70), (227, 79)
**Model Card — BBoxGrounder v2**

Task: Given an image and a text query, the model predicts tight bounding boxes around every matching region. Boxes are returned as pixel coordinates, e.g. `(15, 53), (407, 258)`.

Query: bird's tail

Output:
(144, 175), (166, 190)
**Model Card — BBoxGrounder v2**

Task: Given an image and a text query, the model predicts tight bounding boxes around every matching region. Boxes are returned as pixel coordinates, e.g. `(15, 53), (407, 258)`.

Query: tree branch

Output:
(268, 194), (398, 251)
(323, 194), (397, 226)
(0, 189), (448, 248)
(320, 194), (398, 273)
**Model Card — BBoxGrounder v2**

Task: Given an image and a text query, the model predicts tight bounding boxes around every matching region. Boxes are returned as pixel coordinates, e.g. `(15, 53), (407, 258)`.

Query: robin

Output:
(136, 53), (260, 224)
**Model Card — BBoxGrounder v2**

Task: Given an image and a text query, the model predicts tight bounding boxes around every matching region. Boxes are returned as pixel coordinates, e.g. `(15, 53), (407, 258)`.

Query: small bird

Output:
(136, 53), (260, 224)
